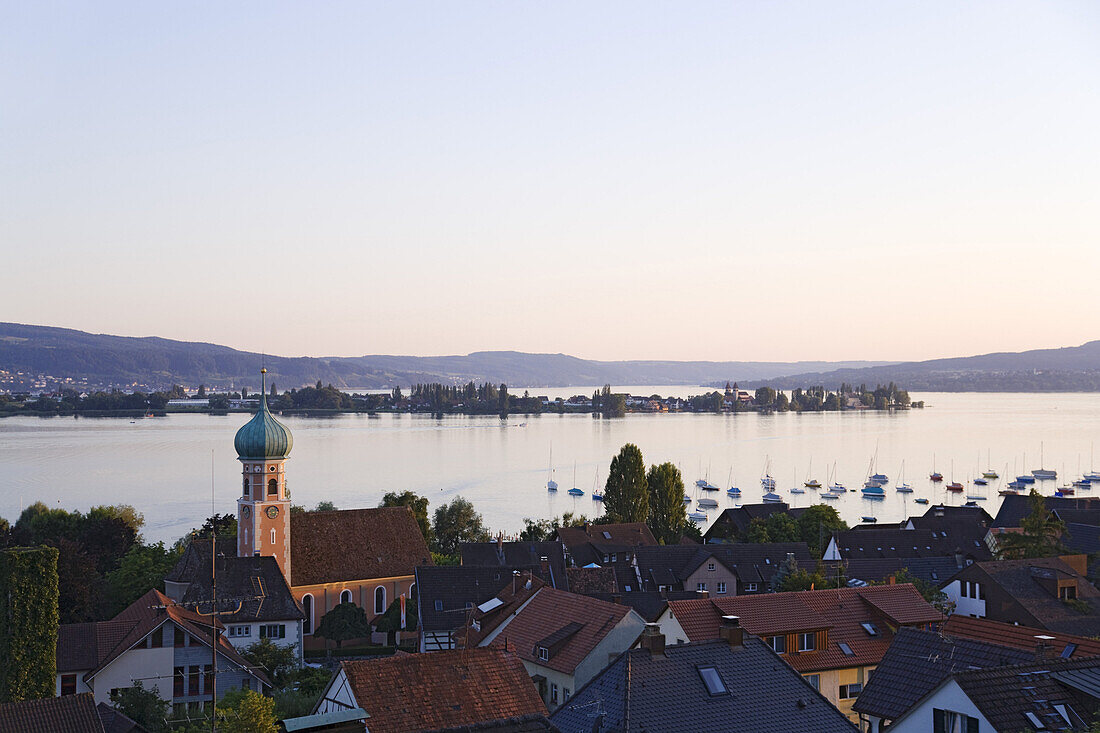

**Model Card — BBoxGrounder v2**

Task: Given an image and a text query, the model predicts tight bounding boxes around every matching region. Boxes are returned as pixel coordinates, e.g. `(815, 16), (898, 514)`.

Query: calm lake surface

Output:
(2, 391), (1099, 544)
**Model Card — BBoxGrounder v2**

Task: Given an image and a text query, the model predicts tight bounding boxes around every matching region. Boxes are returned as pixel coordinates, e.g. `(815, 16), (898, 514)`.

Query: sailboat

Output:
(1032, 442), (1057, 480)
(567, 462), (584, 496)
(829, 461), (846, 493)
(946, 460), (963, 493)
(895, 460), (913, 493)
(696, 462), (721, 491)
(983, 449), (998, 479)
(998, 464), (1020, 496)
(930, 453), (943, 482)
(1086, 444), (1100, 482)
(804, 458), (821, 489)
(688, 509), (708, 522)
(760, 456), (776, 490)
(726, 467), (741, 497)
(546, 444), (558, 491)
(966, 473), (987, 501)
(1015, 452), (1035, 484)
(591, 467), (604, 501)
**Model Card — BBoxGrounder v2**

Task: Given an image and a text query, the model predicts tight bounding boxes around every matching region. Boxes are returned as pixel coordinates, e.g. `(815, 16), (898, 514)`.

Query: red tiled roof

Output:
(489, 587), (640, 675)
(340, 648), (546, 733)
(290, 507), (432, 587)
(667, 584), (941, 673)
(57, 621), (134, 672)
(943, 615), (1100, 658)
(0, 693), (104, 733)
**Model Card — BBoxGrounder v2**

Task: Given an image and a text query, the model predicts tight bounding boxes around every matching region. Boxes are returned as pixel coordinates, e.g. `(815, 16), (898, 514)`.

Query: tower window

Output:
(302, 594), (314, 635)
(268, 478), (277, 496)
(270, 529), (276, 545)
(243, 476), (249, 496)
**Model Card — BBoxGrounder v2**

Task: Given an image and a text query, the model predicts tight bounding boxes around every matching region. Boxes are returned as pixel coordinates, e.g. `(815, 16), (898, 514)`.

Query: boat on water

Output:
(1086, 473), (1100, 482)
(820, 492), (838, 500)
(699, 482), (720, 492)
(683, 494), (692, 504)
(688, 511), (708, 522)
(982, 449), (998, 479)
(1015, 475), (1036, 484)
(914, 497), (930, 504)
(1006, 479), (1027, 489)
(1031, 442), (1057, 480)
(983, 469), (999, 479)
(1074, 479), (1092, 489)
(790, 487), (805, 494)
(697, 497), (719, 509)
(727, 486), (742, 497)
(804, 458), (821, 489)
(568, 488), (584, 496)
(591, 491), (603, 501)
(930, 453), (942, 482)
(965, 493), (987, 501)
(1055, 488), (1075, 498)
(546, 444), (558, 491)
(870, 473), (889, 485)
(762, 491), (782, 503)
(895, 461), (912, 492)
(861, 515), (878, 523)
(946, 482), (964, 492)
(761, 475), (776, 489)
(861, 484), (885, 499)
(998, 488), (1020, 496)
(830, 482), (846, 492)
(973, 477), (988, 486)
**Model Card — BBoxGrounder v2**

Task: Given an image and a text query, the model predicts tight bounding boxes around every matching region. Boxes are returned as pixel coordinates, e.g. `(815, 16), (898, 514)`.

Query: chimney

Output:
(719, 615), (743, 647)
(640, 623), (665, 656)
(539, 556), (550, 578)
(887, 574), (896, 585)
(612, 593), (622, 605)
(1035, 634), (1055, 662)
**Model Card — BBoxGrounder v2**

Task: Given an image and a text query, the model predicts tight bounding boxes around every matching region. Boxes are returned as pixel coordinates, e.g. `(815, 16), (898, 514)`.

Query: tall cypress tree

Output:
(646, 462), (687, 544)
(604, 444), (649, 523)
(0, 546), (60, 702)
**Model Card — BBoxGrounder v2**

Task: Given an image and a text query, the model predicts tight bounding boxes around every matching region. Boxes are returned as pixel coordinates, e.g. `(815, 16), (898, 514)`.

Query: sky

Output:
(2, 2), (1099, 363)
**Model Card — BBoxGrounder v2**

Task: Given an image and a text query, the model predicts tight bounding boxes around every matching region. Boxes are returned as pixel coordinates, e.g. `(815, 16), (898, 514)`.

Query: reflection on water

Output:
(1, 392), (1099, 543)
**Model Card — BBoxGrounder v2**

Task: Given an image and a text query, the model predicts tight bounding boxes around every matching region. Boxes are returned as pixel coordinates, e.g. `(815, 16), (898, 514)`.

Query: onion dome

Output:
(234, 369), (293, 459)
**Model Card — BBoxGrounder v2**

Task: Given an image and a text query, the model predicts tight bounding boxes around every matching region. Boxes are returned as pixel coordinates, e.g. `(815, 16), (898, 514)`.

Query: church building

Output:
(171, 370), (432, 649)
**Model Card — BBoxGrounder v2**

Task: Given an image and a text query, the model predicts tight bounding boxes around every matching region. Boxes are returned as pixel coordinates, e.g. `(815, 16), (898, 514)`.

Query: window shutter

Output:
(966, 716), (979, 733)
(933, 709), (946, 733)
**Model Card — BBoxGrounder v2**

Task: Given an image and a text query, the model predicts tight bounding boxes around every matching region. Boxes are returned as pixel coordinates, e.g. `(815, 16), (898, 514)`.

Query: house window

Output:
(203, 665), (214, 695)
(550, 683), (559, 704)
(611, 553), (617, 563)
(1061, 585), (1077, 601)
(697, 666), (727, 695)
(434, 600), (444, 611)
(716, 582), (727, 595)
(174, 667), (185, 697)
(375, 586), (387, 614)
(708, 562), (716, 572)
(603, 555), (610, 563)
(302, 594), (313, 635)
(696, 582), (707, 592)
(745, 583), (758, 592)
(538, 646), (549, 661)
(798, 632), (816, 652)
(150, 628), (162, 648)
(563, 688), (571, 702)
(933, 708), (979, 733)
(769, 636), (787, 654)
(340, 589), (353, 605)
(229, 625), (250, 638)
(188, 666), (199, 696)
(839, 683), (863, 699)
(259, 624), (285, 639)
(1063, 643), (1078, 659)
(241, 677), (251, 691)
(60, 674), (77, 696)
(804, 674), (820, 691)
(174, 628), (185, 647)
(267, 478), (277, 496)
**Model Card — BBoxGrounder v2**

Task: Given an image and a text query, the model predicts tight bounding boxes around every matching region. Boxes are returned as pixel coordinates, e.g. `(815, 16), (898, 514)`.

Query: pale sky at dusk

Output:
(2, 2), (1098, 363)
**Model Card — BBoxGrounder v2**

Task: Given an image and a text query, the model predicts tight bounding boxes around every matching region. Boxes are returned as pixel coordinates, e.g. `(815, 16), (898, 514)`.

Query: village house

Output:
(414, 567), (542, 653)
(459, 537), (569, 589)
(0, 693), (147, 733)
(654, 584), (942, 721)
(311, 648), (548, 732)
(702, 502), (809, 543)
(551, 620), (858, 733)
(822, 525), (992, 564)
(55, 589), (269, 718)
(463, 583), (647, 711)
(554, 522), (658, 568)
(627, 543), (816, 596)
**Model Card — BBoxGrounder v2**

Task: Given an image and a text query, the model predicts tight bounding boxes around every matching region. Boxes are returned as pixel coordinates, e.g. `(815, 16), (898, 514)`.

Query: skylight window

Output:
(602, 531), (612, 540)
(1062, 643), (1077, 659)
(838, 642), (854, 656)
(861, 623), (880, 637)
(698, 666), (727, 695)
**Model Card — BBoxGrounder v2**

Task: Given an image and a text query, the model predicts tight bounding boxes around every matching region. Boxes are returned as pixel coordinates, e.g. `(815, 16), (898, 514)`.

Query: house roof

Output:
(957, 556), (1100, 636)
(581, 591), (674, 623)
(555, 523), (657, 566)
(415, 566), (525, 632)
(96, 703), (148, 733)
(337, 648), (546, 733)
(58, 589), (269, 688)
(179, 553), (304, 623)
(459, 541), (568, 590)
(563, 567), (618, 595)
(702, 503), (808, 541)
(823, 557), (961, 587)
(852, 627), (1032, 720)
(911, 503), (993, 526)
(830, 527), (992, 561)
(942, 615), (1100, 659)
(992, 494), (1100, 528)
(550, 638), (858, 733)
(164, 536), (235, 584)
(488, 587), (640, 675)
(290, 507), (432, 587)
(631, 546), (736, 589)
(0, 693), (104, 733)
(424, 713), (559, 732)
(666, 584), (942, 673)
(1063, 522), (1100, 555)
(948, 656), (1100, 732)
(707, 543), (815, 587)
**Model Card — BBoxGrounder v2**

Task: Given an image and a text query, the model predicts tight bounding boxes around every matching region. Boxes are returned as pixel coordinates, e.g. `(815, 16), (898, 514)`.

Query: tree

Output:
(105, 542), (181, 616)
(242, 638), (298, 687)
(769, 552), (800, 592)
(0, 546), (59, 703)
(380, 491), (431, 545)
(518, 513), (588, 542)
(109, 681), (169, 732)
(646, 462), (688, 545)
(218, 688), (278, 733)
(603, 444), (649, 523)
(431, 497), (489, 556)
(313, 501), (338, 512)
(996, 489), (1066, 559)
(197, 384), (206, 398)
(374, 594), (418, 647)
(314, 601), (372, 650)
(745, 517), (771, 544)
(763, 512), (799, 543)
(795, 505), (849, 558)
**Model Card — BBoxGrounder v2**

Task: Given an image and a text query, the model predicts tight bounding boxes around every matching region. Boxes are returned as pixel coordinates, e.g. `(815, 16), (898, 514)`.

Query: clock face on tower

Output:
(266, 506), (279, 519)
(242, 505), (251, 518)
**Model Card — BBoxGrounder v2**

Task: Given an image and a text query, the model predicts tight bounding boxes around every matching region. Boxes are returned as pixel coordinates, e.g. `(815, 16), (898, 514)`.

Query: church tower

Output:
(234, 369), (294, 581)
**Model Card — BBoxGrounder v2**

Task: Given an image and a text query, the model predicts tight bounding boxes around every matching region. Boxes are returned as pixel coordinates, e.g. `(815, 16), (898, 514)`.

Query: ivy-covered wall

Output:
(0, 546), (60, 702)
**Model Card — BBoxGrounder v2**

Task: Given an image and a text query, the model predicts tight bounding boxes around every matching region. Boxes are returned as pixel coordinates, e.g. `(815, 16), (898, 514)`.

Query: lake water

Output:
(2, 391), (1099, 544)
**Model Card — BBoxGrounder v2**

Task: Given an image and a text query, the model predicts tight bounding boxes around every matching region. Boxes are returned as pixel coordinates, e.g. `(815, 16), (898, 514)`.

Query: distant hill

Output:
(734, 341), (1100, 392)
(0, 323), (891, 392)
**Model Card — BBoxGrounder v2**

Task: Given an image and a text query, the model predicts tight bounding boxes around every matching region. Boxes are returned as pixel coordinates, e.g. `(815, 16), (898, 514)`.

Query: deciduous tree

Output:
(431, 497), (489, 556)
(314, 602), (372, 650)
